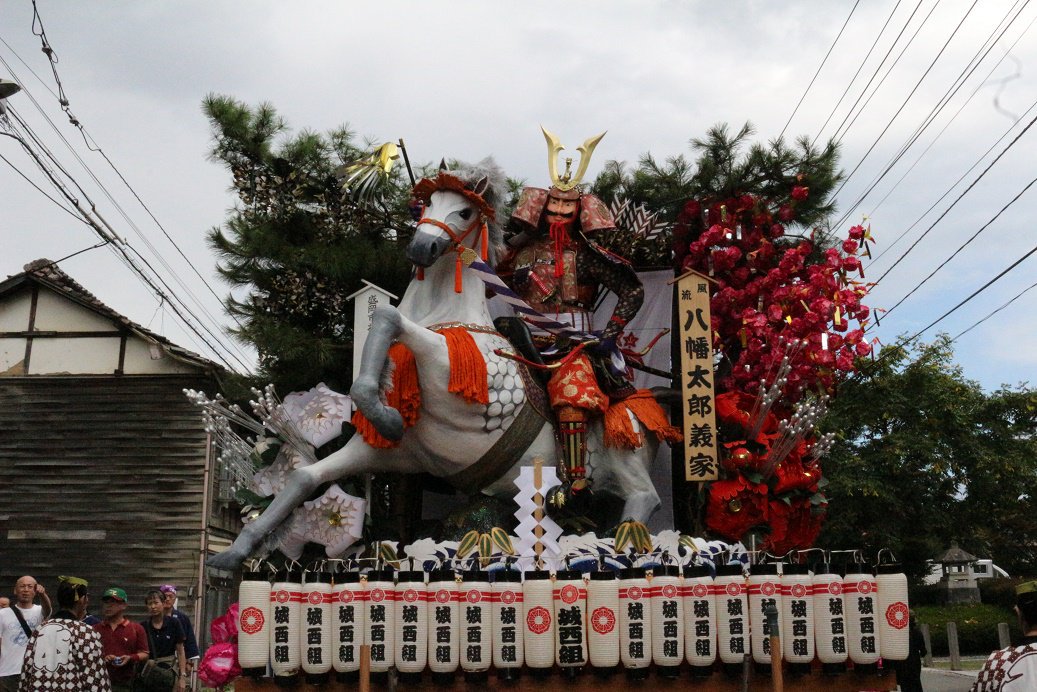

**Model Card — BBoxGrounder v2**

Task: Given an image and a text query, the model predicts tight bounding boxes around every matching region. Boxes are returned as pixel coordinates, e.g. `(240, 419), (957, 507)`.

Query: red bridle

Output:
(415, 213), (489, 293)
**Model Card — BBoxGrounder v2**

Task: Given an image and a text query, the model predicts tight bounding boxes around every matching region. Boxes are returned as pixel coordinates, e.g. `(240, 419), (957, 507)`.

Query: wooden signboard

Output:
(675, 270), (718, 481)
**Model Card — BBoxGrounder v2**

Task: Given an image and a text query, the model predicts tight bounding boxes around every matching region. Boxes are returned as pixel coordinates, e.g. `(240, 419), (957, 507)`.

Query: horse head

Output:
(409, 158), (508, 270)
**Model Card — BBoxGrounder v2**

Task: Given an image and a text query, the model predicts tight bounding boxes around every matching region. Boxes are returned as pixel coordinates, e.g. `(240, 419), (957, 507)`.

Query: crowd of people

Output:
(0, 575), (198, 692)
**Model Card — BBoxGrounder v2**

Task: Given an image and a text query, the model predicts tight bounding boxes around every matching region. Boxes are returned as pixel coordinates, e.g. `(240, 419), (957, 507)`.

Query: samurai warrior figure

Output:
(498, 128), (645, 505)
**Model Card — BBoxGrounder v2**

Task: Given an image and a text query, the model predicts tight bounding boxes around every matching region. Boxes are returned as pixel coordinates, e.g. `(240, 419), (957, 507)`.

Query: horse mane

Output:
(435, 157), (509, 267)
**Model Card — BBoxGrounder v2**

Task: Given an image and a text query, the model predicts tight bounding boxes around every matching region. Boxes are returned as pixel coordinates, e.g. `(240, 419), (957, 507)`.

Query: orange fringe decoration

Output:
(480, 222), (489, 261)
(353, 343), (421, 448)
(603, 389), (684, 449)
(439, 327), (489, 405)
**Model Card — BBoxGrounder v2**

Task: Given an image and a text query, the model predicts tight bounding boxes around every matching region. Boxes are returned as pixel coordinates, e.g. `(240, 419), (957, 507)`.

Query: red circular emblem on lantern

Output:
(828, 582), (842, 596)
(308, 591), (323, 605)
(339, 590), (353, 604)
(792, 584), (807, 598)
(560, 584), (579, 604)
(370, 588), (385, 603)
(858, 581), (873, 595)
(628, 586), (643, 600)
(466, 590), (481, 604)
(275, 590), (289, 604)
(501, 591), (516, 605)
(693, 584), (708, 598)
(436, 590), (450, 604)
(591, 607), (616, 634)
(726, 582), (741, 597)
(239, 606), (264, 635)
(886, 602), (909, 630)
(762, 582), (776, 596)
(404, 589), (418, 603)
(527, 606), (551, 634)
(662, 584), (677, 599)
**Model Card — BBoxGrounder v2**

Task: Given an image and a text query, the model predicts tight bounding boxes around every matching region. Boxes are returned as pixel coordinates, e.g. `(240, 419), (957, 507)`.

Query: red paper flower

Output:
(705, 475), (770, 541)
(791, 186), (809, 201)
(766, 498), (824, 554)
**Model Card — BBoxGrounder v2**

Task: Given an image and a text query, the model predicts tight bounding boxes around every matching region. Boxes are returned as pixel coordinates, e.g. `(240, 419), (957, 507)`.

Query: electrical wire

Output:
(812, 0), (905, 148)
(953, 277), (1037, 340)
(831, 0), (979, 197)
(834, 0), (1034, 229)
(882, 172), (1037, 319)
(871, 108), (1037, 287)
(780, 0), (861, 140)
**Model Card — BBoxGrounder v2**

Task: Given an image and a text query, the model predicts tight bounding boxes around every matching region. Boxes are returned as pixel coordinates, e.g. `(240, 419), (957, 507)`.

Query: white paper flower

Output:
(282, 383), (352, 448)
(279, 484), (366, 558)
(250, 443), (314, 497)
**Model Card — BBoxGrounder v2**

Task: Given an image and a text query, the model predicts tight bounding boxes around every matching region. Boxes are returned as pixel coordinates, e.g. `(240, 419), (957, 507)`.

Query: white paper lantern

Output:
(682, 564), (717, 673)
(748, 563), (782, 665)
(300, 571), (332, 683)
(365, 569), (396, 673)
(331, 569), (365, 679)
(715, 564), (749, 666)
(522, 570), (555, 676)
(459, 570), (492, 683)
(270, 569), (303, 681)
(237, 570), (271, 676)
(779, 564), (814, 668)
(426, 568), (460, 684)
(812, 563), (848, 670)
(876, 565), (910, 661)
(843, 564), (880, 667)
(618, 566), (652, 679)
(586, 571), (620, 671)
(650, 564), (683, 676)
(394, 570), (428, 680)
(553, 570), (588, 670)
(491, 569), (524, 680)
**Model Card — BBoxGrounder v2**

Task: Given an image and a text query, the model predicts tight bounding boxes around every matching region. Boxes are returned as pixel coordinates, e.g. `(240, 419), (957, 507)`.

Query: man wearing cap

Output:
(160, 585), (200, 679)
(0, 575), (51, 692)
(94, 587), (148, 692)
(971, 579), (1037, 691)
(18, 576), (111, 691)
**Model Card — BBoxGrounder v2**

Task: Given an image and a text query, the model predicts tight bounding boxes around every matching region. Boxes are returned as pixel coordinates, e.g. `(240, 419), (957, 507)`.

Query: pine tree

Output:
(204, 95), (415, 394)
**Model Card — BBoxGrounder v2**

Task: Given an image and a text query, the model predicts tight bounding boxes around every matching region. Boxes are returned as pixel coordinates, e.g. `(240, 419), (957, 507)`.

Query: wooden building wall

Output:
(0, 375), (222, 622)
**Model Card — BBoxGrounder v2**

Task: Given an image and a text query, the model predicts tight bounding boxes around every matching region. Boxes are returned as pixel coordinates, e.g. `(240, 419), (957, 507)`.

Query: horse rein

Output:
(415, 213), (489, 292)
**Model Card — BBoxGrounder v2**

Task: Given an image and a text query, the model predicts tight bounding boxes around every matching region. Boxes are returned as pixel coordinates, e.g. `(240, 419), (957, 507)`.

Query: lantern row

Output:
(236, 562), (910, 683)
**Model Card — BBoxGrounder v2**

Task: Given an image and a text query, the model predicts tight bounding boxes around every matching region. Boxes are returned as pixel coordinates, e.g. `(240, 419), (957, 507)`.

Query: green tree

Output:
(204, 95), (415, 394)
(820, 335), (1037, 582)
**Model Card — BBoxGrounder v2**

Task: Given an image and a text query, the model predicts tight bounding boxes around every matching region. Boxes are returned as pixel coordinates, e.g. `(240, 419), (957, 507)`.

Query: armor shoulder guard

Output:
(510, 187), (549, 231)
(578, 193), (616, 234)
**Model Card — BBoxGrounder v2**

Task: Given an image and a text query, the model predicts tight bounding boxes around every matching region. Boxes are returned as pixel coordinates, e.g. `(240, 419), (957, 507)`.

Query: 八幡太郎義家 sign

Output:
(676, 270), (718, 481)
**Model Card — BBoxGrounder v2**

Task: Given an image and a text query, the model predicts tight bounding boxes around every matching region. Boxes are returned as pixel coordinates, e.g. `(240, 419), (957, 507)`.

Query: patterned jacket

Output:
(971, 638), (1037, 692)
(19, 611), (112, 692)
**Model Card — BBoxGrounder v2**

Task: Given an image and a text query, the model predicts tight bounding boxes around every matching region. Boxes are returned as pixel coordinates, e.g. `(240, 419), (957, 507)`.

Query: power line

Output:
(870, 108), (1037, 287)
(953, 278), (1037, 340)
(831, 0), (979, 198)
(833, 0), (1034, 228)
(780, 0), (861, 140)
(881, 171), (1037, 319)
(812, 0), (904, 148)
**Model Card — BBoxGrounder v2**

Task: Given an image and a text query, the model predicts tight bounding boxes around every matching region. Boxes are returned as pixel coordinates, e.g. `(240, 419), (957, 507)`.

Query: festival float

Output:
(194, 128), (911, 690)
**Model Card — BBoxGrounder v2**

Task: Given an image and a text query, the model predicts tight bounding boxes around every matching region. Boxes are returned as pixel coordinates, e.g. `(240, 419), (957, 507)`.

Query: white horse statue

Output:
(208, 159), (673, 570)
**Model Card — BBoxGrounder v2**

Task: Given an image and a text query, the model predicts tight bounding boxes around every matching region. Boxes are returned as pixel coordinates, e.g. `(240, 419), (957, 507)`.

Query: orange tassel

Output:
(454, 253), (463, 293)
(416, 267), (424, 281)
(352, 343), (421, 448)
(480, 222), (488, 261)
(603, 390), (683, 449)
(439, 327), (489, 405)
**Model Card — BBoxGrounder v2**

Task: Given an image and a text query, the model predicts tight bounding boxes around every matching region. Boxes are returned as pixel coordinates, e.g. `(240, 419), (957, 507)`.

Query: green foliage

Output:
(591, 122), (843, 236)
(915, 603), (1020, 656)
(820, 335), (1037, 582)
(979, 578), (1034, 610)
(203, 94), (414, 393)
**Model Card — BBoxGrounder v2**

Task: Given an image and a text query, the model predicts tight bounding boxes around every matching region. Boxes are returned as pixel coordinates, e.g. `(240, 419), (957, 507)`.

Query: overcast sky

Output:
(2, 0), (1035, 390)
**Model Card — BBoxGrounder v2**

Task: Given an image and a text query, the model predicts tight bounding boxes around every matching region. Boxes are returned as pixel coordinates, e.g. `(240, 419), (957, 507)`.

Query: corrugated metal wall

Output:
(0, 375), (217, 623)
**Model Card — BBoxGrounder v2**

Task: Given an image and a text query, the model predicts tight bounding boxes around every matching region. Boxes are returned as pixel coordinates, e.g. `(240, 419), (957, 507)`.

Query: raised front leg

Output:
(350, 306), (405, 441)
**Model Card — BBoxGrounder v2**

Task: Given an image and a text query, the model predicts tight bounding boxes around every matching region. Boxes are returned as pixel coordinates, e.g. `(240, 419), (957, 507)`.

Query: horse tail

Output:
(603, 389), (683, 449)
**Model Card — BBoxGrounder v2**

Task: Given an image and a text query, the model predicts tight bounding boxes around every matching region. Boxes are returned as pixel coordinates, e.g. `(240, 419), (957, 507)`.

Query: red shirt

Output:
(94, 618), (148, 683)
